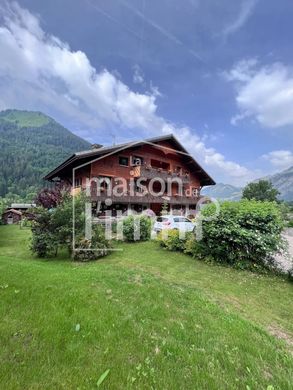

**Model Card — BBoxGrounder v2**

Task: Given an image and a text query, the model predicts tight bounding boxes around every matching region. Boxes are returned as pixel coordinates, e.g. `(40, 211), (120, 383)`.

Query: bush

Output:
(73, 226), (112, 261)
(157, 229), (190, 251)
(157, 200), (284, 272)
(122, 215), (152, 242)
(287, 220), (293, 228)
(288, 267), (293, 282)
(30, 207), (58, 257)
(194, 200), (284, 270)
(31, 194), (112, 259)
(31, 230), (59, 257)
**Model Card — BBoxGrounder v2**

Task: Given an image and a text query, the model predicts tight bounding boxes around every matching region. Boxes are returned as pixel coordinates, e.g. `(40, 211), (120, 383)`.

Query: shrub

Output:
(30, 207), (58, 257)
(122, 215), (152, 242)
(184, 234), (201, 257)
(35, 182), (69, 209)
(288, 267), (293, 283)
(194, 200), (284, 270)
(157, 229), (190, 251)
(73, 226), (112, 261)
(157, 200), (285, 272)
(31, 230), (59, 257)
(31, 194), (112, 259)
(287, 220), (293, 228)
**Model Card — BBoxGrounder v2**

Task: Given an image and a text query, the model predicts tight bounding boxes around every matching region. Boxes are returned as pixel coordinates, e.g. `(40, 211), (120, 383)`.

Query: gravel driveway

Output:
(273, 228), (293, 273)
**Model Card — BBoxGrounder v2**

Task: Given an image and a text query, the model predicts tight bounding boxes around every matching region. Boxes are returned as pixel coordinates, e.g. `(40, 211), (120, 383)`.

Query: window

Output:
(74, 177), (82, 187)
(99, 176), (111, 190)
(131, 155), (144, 166)
(174, 217), (190, 222)
(119, 156), (129, 166)
(156, 217), (168, 222)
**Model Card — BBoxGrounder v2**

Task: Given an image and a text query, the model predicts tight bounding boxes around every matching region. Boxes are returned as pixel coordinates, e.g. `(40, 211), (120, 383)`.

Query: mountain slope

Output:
(202, 166), (293, 201)
(202, 183), (242, 201)
(0, 109), (90, 199)
(266, 166), (293, 201)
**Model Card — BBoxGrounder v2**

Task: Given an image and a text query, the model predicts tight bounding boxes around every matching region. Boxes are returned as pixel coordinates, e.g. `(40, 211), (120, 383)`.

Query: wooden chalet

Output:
(2, 203), (36, 225)
(44, 134), (215, 216)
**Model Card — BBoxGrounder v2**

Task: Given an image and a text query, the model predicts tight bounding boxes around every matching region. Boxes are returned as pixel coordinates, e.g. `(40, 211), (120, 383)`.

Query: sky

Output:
(0, 0), (292, 186)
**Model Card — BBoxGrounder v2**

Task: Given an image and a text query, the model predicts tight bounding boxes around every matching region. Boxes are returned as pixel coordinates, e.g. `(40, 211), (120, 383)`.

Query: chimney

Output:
(91, 143), (103, 150)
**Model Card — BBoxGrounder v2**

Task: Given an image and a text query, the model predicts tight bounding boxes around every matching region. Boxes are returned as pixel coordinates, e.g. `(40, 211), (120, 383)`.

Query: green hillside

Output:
(0, 109), (90, 200)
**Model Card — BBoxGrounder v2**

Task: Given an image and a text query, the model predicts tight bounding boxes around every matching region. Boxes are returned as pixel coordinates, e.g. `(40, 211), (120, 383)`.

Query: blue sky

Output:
(0, 0), (292, 185)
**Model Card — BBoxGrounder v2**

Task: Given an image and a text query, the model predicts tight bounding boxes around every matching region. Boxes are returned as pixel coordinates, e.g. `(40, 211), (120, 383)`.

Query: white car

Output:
(153, 215), (195, 233)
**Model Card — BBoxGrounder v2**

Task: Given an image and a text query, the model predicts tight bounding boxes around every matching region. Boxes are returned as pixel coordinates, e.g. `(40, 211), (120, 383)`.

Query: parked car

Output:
(153, 215), (195, 233)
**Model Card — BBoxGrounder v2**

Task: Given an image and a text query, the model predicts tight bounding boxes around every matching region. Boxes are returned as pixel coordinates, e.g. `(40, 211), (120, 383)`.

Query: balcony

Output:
(131, 165), (190, 184)
(90, 190), (200, 205)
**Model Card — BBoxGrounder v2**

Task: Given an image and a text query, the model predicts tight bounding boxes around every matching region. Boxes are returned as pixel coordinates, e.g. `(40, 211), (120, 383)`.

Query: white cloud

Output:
(0, 1), (258, 185)
(133, 64), (144, 85)
(227, 59), (293, 128)
(162, 124), (260, 185)
(262, 150), (293, 171)
(0, 1), (160, 134)
(223, 0), (257, 38)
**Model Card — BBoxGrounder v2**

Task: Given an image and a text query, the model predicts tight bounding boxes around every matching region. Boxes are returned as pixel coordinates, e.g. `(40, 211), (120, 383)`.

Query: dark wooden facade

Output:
(2, 209), (22, 224)
(44, 135), (215, 216)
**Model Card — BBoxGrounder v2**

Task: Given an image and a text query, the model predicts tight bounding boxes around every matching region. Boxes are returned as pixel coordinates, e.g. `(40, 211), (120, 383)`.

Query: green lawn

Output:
(0, 225), (292, 389)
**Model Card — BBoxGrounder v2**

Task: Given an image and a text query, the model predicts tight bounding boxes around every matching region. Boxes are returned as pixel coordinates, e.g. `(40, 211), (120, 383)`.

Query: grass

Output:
(0, 225), (293, 389)
(0, 109), (50, 127)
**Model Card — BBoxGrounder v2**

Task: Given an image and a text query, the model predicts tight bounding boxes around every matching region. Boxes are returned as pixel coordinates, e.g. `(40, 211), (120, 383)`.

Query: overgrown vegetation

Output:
(31, 192), (111, 261)
(158, 229), (190, 252)
(122, 215), (152, 242)
(158, 200), (284, 272)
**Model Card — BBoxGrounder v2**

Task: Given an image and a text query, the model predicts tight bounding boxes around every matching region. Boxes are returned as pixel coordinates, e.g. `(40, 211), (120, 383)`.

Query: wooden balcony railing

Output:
(89, 190), (200, 205)
(131, 165), (190, 184)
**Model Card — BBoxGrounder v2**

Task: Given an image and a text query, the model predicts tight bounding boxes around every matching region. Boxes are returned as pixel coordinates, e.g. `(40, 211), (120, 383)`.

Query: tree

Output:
(31, 193), (111, 260)
(242, 180), (280, 202)
(35, 182), (69, 209)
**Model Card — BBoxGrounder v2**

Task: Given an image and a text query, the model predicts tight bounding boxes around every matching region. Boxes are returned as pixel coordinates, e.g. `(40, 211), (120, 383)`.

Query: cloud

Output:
(262, 150), (293, 171)
(161, 124), (260, 185)
(0, 1), (257, 185)
(227, 59), (293, 128)
(223, 0), (257, 38)
(0, 1), (160, 135)
(132, 64), (144, 85)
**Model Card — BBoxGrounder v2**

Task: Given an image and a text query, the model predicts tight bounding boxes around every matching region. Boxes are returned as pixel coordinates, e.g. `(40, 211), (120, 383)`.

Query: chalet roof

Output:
(3, 208), (22, 216)
(44, 134), (215, 186)
(10, 203), (36, 209)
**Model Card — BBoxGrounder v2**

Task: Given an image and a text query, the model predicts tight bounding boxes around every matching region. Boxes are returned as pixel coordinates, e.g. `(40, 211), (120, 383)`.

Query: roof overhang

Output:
(44, 134), (216, 186)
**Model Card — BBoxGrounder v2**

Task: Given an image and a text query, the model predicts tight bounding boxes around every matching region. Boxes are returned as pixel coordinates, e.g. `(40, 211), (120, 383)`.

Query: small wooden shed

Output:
(2, 209), (22, 224)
